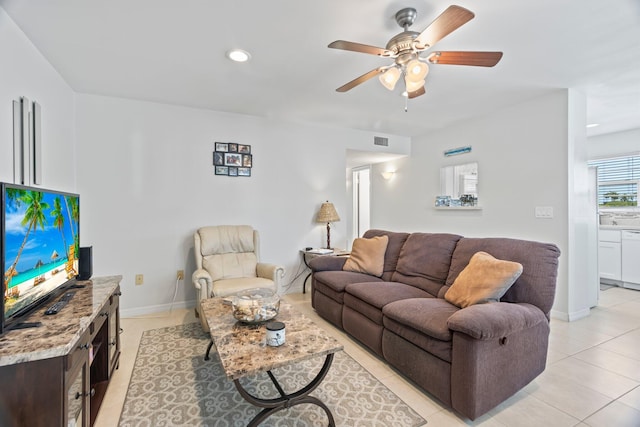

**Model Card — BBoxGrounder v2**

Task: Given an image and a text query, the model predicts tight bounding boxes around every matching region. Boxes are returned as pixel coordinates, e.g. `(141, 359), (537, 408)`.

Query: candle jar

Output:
(266, 321), (285, 347)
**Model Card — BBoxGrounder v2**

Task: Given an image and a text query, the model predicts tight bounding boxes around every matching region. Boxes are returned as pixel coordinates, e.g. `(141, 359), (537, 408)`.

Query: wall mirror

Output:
(438, 162), (478, 206)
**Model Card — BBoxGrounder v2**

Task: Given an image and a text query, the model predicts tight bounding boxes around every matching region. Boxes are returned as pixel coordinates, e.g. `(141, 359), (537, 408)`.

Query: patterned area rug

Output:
(119, 323), (426, 426)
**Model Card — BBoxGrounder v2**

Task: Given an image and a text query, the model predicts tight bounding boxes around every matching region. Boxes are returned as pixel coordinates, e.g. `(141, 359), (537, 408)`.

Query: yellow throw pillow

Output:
(343, 235), (389, 277)
(445, 251), (523, 308)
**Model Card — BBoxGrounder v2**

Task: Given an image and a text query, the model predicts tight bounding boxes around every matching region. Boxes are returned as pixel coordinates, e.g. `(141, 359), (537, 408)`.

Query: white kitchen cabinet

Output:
(599, 229), (621, 281)
(621, 230), (640, 289)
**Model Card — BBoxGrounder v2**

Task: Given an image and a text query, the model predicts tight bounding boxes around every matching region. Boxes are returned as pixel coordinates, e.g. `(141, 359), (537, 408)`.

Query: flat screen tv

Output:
(1, 182), (80, 334)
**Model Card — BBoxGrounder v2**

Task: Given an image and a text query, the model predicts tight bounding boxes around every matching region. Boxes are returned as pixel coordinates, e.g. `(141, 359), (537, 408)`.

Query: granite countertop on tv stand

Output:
(0, 275), (122, 367)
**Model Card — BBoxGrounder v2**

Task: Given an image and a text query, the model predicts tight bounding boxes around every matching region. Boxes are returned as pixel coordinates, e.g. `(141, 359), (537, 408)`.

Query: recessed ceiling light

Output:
(586, 123), (600, 128)
(226, 49), (251, 63)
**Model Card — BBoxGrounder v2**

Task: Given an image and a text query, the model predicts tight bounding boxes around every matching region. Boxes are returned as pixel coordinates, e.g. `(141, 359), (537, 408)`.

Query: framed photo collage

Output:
(213, 142), (252, 177)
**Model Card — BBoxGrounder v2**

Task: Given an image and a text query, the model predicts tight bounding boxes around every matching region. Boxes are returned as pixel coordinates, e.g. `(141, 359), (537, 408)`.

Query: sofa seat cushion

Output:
(383, 298), (460, 341)
(313, 271), (384, 303)
(383, 298), (460, 362)
(383, 317), (453, 363)
(344, 282), (433, 324)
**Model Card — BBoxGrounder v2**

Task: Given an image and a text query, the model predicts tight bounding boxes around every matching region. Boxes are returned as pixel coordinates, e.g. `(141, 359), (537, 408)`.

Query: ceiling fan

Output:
(328, 5), (503, 100)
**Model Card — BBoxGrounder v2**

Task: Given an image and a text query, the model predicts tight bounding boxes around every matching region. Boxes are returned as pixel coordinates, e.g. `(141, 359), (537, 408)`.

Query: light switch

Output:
(535, 206), (554, 218)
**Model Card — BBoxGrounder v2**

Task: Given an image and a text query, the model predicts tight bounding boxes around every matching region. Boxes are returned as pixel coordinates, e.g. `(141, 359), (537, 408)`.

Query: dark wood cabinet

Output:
(0, 277), (122, 427)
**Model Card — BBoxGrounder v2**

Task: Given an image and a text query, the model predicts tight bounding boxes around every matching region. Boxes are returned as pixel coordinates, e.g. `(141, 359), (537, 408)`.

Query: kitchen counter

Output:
(600, 225), (640, 231)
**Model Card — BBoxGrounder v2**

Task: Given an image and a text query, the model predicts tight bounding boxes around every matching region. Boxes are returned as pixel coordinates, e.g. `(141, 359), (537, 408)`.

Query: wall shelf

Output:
(434, 206), (483, 211)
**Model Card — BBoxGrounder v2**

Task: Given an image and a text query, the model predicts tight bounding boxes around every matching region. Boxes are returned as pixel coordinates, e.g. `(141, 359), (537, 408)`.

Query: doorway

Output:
(352, 166), (371, 243)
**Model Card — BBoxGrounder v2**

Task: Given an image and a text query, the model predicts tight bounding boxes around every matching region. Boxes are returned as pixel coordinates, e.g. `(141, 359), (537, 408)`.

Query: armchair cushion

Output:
(445, 251), (523, 308)
(203, 252), (258, 282)
(199, 225), (254, 255)
(198, 225), (259, 281)
(343, 235), (389, 277)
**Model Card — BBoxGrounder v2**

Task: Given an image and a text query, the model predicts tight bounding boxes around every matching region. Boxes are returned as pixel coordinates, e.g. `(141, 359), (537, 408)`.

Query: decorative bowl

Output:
(231, 288), (280, 324)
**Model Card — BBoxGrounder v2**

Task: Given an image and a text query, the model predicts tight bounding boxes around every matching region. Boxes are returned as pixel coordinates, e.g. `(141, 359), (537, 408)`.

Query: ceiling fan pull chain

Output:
(404, 94), (409, 112)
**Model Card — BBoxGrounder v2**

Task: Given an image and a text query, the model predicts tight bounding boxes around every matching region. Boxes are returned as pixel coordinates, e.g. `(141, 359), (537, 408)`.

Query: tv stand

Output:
(0, 276), (122, 427)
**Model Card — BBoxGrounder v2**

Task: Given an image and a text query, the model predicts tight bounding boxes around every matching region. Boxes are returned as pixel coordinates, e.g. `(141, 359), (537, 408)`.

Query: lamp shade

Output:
(405, 75), (425, 93)
(379, 67), (401, 91)
(316, 201), (340, 223)
(406, 59), (429, 82)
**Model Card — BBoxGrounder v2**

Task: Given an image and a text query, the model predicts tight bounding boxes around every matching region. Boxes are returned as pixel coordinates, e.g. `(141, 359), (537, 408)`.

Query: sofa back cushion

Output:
(362, 230), (410, 281)
(391, 233), (463, 297)
(445, 238), (561, 316)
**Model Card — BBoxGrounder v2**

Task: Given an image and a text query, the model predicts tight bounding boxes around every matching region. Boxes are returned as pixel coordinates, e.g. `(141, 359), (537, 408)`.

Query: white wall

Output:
(567, 89), (597, 319)
(587, 128), (640, 160)
(371, 90), (590, 320)
(75, 94), (410, 315)
(0, 7), (75, 189)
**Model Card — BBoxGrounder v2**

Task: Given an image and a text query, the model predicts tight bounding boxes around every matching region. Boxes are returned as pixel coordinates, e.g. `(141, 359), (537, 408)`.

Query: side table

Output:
(301, 249), (350, 294)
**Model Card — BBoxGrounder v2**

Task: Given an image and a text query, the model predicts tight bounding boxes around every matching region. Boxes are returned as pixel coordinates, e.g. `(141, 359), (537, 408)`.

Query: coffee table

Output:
(200, 297), (344, 426)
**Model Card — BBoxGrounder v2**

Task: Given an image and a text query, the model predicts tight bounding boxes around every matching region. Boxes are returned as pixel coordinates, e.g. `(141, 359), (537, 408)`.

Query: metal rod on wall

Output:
(12, 100), (23, 184)
(32, 101), (42, 185)
(21, 97), (31, 186)
(12, 97), (42, 186)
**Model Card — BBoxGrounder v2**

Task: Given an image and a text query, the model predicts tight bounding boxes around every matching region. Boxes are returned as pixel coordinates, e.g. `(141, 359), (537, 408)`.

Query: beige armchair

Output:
(192, 225), (285, 331)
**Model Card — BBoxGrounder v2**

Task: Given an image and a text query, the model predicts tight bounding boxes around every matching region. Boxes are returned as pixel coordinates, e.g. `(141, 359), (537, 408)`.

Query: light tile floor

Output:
(95, 287), (640, 427)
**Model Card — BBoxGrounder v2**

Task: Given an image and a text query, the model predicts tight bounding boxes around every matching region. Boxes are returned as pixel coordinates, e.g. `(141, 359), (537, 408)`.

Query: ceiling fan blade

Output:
(427, 51), (503, 67)
(336, 68), (386, 92)
(414, 5), (475, 49)
(328, 40), (392, 57)
(407, 86), (426, 99)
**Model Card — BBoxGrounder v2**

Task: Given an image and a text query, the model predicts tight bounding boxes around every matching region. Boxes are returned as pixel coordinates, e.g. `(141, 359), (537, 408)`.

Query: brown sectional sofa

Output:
(309, 229), (561, 420)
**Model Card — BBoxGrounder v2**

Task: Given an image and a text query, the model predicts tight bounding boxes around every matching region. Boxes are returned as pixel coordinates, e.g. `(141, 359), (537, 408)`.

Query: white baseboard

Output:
(550, 307), (591, 322)
(121, 299), (196, 318)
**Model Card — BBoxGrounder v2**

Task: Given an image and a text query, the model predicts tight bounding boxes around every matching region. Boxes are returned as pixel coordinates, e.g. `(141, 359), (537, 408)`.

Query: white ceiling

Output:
(2, 0), (639, 138)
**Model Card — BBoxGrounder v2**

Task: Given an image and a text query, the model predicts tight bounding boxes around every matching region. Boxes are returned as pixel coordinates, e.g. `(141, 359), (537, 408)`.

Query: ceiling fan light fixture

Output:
(406, 59), (429, 82)
(405, 76), (425, 93)
(379, 67), (401, 90)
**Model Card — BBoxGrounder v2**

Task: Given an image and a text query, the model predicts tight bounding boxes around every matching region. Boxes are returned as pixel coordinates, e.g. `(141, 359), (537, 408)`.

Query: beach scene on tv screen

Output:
(3, 188), (79, 318)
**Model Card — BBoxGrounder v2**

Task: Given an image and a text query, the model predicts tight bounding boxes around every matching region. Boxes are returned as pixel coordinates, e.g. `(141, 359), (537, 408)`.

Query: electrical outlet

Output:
(177, 270), (184, 280)
(135, 274), (144, 285)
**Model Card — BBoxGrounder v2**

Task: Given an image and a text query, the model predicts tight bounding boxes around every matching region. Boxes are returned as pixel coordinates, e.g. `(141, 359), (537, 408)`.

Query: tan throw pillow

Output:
(343, 235), (389, 277)
(445, 251), (523, 308)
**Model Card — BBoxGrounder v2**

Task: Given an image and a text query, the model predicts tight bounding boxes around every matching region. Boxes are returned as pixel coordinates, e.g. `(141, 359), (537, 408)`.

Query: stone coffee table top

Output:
(201, 298), (343, 380)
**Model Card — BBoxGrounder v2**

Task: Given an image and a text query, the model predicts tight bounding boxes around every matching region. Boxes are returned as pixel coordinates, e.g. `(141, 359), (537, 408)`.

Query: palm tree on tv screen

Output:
(64, 195), (78, 255)
(5, 191), (50, 291)
(51, 197), (68, 261)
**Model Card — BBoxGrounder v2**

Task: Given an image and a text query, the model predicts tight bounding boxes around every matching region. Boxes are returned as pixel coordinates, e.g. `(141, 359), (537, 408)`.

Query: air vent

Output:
(374, 136), (389, 146)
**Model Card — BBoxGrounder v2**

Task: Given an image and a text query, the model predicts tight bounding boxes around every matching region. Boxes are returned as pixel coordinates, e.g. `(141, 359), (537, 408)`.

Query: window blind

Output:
(589, 156), (640, 206)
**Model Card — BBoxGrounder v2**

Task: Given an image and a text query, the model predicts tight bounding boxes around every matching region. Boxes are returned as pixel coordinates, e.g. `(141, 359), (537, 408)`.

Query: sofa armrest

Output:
(257, 262), (286, 285)
(308, 256), (348, 272)
(447, 302), (547, 340)
(192, 268), (213, 300)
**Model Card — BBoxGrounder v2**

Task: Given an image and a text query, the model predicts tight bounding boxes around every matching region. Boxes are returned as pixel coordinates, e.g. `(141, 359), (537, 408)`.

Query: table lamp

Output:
(316, 201), (340, 249)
